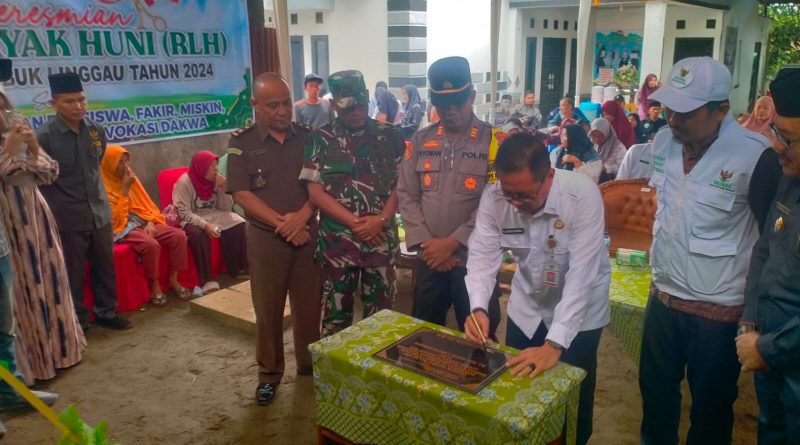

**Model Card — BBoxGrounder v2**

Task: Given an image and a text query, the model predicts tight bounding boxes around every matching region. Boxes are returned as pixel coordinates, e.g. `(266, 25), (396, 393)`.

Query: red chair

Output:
(82, 244), (149, 313)
(157, 168), (226, 283)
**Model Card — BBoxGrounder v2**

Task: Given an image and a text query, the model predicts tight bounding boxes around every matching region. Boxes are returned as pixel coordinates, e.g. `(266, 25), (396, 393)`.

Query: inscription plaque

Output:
(374, 327), (508, 394)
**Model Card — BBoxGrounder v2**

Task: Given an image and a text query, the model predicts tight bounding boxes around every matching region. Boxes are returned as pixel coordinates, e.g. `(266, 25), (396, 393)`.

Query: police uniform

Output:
(466, 169), (611, 445)
(226, 121), (322, 387)
(396, 56), (504, 335)
(299, 70), (405, 337)
(639, 57), (782, 444)
(740, 66), (800, 444)
(36, 73), (120, 329)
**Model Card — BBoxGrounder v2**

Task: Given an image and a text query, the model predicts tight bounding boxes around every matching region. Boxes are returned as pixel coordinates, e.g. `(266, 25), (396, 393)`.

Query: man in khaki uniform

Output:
(397, 56), (502, 335)
(226, 72), (321, 406)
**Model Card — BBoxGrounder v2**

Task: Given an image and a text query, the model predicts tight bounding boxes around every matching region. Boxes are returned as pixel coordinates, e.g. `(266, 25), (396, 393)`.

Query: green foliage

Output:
(56, 406), (119, 445)
(766, 3), (800, 81)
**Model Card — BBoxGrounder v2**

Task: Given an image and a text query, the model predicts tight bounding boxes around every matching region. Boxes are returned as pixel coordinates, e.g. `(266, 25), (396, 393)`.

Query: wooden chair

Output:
(598, 179), (657, 256)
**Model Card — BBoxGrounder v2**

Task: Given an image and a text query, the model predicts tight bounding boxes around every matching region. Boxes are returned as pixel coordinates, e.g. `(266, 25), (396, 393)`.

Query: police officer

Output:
(300, 70), (405, 337)
(465, 133), (610, 445)
(37, 72), (130, 332)
(397, 56), (502, 335)
(227, 72), (321, 406)
(639, 57), (782, 445)
(737, 65), (800, 445)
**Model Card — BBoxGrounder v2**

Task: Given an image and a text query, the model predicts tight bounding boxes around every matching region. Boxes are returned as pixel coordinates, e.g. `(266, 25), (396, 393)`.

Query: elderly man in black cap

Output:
(294, 73), (334, 129)
(397, 56), (502, 337)
(36, 72), (130, 332)
(738, 64), (800, 445)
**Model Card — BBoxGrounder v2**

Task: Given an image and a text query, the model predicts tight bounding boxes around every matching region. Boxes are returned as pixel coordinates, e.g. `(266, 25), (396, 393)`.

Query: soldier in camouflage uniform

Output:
(300, 70), (405, 337)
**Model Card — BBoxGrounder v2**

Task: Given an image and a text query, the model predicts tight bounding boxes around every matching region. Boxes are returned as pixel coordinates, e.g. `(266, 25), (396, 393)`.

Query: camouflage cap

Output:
(328, 70), (368, 109)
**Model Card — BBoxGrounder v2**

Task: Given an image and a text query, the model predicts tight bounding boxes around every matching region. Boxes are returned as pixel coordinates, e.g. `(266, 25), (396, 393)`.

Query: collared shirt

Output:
(617, 142), (654, 180)
(742, 176), (800, 371)
(226, 122), (313, 232)
(466, 169), (611, 348)
(299, 118), (404, 268)
(397, 117), (503, 263)
(36, 116), (111, 231)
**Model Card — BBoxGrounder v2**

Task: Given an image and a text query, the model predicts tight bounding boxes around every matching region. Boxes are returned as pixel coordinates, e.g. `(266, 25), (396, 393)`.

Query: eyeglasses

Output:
(769, 123), (797, 148)
(495, 176), (548, 204)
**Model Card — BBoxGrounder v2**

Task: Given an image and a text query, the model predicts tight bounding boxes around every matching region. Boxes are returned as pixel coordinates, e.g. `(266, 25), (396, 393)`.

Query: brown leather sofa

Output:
(598, 179), (657, 256)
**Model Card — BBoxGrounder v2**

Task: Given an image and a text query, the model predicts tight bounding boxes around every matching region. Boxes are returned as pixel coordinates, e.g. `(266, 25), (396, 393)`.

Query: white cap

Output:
(649, 56), (730, 113)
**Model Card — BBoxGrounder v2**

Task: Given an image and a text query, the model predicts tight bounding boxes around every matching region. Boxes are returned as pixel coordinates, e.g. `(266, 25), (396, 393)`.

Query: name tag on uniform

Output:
(543, 264), (560, 287)
(502, 228), (524, 234)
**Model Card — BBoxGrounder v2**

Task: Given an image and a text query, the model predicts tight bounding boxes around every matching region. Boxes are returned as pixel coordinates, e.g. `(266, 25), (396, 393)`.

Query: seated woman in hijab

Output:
(399, 85), (424, 140)
(601, 100), (636, 148)
(589, 118), (628, 183)
(173, 151), (248, 295)
(101, 145), (190, 306)
(741, 96), (778, 146)
(550, 124), (603, 183)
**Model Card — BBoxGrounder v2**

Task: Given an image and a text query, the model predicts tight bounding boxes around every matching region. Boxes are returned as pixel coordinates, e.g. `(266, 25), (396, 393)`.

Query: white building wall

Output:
(721, 0), (772, 114)
(265, 0), (389, 99)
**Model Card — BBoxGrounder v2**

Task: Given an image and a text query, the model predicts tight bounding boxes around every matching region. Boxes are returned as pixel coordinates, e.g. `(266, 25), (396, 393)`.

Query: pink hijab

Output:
(188, 151), (218, 200)
(637, 74), (659, 120)
(741, 96), (775, 136)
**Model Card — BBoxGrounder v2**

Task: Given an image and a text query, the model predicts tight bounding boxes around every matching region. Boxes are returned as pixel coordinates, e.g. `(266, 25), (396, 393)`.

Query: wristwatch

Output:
(737, 323), (758, 336)
(379, 214), (390, 226)
(546, 340), (564, 351)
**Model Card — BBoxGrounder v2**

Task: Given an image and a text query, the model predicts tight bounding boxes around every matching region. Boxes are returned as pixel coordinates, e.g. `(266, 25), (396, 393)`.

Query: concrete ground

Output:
(2, 268), (758, 444)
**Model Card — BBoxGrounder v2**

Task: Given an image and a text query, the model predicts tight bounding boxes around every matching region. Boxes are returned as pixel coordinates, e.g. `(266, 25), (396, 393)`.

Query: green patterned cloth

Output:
(608, 263), (652, 364)
(309, 310), (586, 445)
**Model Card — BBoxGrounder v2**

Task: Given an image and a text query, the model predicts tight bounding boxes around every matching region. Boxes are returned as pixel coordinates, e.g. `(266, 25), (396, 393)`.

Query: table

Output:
(608, 263), (652, 365)
(310, 310), (586, 445)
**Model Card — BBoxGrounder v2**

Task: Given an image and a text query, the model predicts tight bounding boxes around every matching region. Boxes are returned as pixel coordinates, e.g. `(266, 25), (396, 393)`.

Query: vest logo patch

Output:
(652, 155), (665, 173)
(711, 169), (734, 191)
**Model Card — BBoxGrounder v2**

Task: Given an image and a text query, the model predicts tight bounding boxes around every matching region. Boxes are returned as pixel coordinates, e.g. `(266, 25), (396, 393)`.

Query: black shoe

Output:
(297, 367), (313, 376)
(94, 315), (131, 330)
(0, 390), (57, 412)
(255, 383), (276, 406)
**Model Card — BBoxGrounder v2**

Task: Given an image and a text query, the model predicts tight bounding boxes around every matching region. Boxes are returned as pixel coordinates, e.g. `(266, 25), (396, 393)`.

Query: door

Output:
(524, 37), (537, 94)
(673, 38), (714, 64)
(539, 37), (567, 117)
(311, 35), (330, 94)
(290, 36), (305, 101)
(749, 42), (762, 110)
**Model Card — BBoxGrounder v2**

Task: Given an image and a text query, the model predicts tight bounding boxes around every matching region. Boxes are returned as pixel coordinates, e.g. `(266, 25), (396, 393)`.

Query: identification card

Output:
(543, 264), (560, 287)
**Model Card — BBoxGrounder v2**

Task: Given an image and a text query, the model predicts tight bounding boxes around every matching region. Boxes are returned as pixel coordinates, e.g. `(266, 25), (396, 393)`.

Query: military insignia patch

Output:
(464, 176), (477, 190)
(436, 125), (444, 137)
(423, 173), (433, 187)
(423, 160), (432, 170)
(469, 126), (478, 139)
(775, 216), (784, 232)
(423, 140), (441, 149)
(494, 130), (508, 144)
(404, 141), (413, 160)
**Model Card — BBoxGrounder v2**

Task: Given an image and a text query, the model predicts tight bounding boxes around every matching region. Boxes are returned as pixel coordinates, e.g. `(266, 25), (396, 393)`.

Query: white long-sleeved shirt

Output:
(617, 143), (654, 180)
(466, 169), (611, 348)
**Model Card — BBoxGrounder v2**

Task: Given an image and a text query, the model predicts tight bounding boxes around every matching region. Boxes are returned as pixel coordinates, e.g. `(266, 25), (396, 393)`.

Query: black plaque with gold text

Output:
(374, 327), (508, 394)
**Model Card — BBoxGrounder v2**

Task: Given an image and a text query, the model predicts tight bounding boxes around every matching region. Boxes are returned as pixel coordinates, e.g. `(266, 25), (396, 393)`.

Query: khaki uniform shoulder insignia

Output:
(231, 124), (254, 138)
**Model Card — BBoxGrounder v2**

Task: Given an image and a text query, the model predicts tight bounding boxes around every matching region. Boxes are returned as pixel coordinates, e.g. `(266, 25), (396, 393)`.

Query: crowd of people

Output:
(0, 66), (250, 437)
(0, 51), (797, 445)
